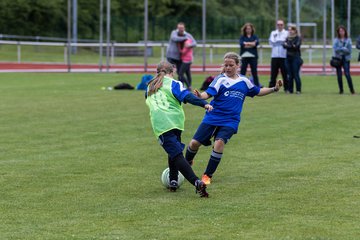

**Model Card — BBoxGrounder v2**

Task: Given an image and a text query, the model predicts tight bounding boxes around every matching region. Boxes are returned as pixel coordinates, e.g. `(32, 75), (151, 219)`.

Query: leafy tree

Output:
(0, 0), (359, 42)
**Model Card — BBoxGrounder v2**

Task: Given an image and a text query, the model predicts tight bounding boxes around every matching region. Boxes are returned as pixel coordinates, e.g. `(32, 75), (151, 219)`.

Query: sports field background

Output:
(0, 43), (348, 65)
(0, 73), (359, 239)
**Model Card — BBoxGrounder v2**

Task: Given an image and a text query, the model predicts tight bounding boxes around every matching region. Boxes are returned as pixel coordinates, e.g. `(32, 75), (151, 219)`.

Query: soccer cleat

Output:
(201, 174), (212, 185)
(169, 180), (178, 192)
(195, 180), (209, 198)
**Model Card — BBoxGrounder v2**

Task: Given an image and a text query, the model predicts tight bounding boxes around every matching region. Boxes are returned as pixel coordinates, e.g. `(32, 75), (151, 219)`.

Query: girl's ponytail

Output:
(147, 61), (174, 96)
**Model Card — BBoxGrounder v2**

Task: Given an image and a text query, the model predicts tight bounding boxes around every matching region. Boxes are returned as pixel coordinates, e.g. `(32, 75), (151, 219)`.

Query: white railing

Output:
(1, 40), (358, 70)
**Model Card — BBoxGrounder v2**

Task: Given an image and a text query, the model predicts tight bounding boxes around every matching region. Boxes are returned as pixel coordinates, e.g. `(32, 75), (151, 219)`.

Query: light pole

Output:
(331, 0), (334, 42)
(296, 0), (300, 34)
(106, 0), (111, 72)
(275, 0), (279, 25)
(99, 0), (103, 72)
(202, 0), (206, 72)
(322, 0), (327, 74)
(288, 0), (292, 24)
(144, 0), (148, 72)
(67, 0), (71, 72)
(347, 0), (351, 36)
(72, 0), (77, 54)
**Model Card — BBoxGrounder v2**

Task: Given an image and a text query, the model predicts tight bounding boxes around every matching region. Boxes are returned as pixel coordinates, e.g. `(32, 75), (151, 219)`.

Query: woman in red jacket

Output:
(178, 38), (194, 90)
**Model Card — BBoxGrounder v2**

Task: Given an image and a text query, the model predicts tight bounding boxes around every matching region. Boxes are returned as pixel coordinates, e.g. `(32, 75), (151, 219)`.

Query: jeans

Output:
(269, 58), (288, 91)
(240, 57), (260, 86)
(178, 62), (192, 88)
(167, 58), (182, 76)
(286, 55), (302, 93)
(336, 59), (355, 93)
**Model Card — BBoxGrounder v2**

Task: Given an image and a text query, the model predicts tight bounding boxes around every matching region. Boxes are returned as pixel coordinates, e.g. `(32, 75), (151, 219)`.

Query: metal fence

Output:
(1, 40), (359, 72)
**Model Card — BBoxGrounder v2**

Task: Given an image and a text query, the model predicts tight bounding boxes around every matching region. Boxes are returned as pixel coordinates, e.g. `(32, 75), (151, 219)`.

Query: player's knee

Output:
(189, 139), (201, 150)
(214, 139), (225, 151)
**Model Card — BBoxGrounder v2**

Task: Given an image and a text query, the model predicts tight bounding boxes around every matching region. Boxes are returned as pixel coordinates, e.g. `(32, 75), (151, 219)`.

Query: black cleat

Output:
(195, 180), (209, 198)
(169, 180), (178, 192)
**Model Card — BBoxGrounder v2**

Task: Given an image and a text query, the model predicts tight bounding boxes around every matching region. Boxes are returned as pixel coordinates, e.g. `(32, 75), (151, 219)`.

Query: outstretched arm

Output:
(170, 30), (187, 42)
(184, 93), (213, 112)
(193, 89), (212, 100)
(186, 33), (197, 47)
(257, 79), (283, 96)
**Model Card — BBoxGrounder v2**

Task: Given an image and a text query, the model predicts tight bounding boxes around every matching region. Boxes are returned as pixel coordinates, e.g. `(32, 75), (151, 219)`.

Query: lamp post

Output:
(106, 0), (111, 72)
(144, 0), (148, 72)
(322, 0), (327, 74)
(202, 0), (206, 72)
(99, 0), (103, 72)
(67, 0), (71, 72)
(347, 0), (351, 36)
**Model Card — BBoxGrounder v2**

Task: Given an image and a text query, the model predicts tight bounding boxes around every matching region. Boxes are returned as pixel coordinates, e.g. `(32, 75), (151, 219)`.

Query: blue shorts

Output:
(158, 129), (185, 159)
(193, 123), (236, 146)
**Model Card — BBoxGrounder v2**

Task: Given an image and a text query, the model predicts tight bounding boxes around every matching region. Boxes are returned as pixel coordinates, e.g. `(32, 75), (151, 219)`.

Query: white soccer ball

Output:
(161, 167), (185, 188)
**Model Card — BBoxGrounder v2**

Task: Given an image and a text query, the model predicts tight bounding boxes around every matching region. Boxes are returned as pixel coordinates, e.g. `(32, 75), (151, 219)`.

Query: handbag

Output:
(299, 57), (304, 66)
(330, 56), (342, 68)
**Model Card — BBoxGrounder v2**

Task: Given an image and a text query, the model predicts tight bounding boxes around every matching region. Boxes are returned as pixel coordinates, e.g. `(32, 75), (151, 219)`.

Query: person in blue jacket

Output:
(333, 25), (355, 94)
(283, 25), (302, 94)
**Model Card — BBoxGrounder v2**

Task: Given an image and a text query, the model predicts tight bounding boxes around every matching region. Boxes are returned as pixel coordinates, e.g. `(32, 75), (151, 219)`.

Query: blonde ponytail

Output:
(147, 61), (174, 96)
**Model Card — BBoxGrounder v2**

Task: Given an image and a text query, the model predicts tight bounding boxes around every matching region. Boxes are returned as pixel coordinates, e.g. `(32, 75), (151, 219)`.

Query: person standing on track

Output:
(269, 19), (289, 92)
(239, 23), (260, 87)
(178, 37), (194, 90)
(333, 26), (355, 94)
(166, 22), (197, 77)
(283, 24), (302, 94)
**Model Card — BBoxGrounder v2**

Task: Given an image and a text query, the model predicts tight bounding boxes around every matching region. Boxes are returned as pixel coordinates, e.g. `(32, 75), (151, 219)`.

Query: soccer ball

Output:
(161, 167), (185, 188)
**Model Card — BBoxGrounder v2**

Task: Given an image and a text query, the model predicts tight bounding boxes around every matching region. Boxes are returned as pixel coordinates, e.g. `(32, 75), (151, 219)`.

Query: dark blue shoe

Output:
(169, 180), (178, 192)
(195, 180), (209, 198)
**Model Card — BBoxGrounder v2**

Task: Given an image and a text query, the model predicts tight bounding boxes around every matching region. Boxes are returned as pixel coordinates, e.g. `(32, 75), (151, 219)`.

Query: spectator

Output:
(166, 22), (197, 76)
(333, 26), (355, 95)
(269, 19), (289, 92)
(239, 23), (260, 87)
(178, 37), (194, 89)
(283, 24), (302, 94)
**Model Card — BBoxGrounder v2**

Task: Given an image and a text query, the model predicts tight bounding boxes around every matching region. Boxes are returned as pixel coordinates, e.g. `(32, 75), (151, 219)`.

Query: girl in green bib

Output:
(146, 61), (213, 197)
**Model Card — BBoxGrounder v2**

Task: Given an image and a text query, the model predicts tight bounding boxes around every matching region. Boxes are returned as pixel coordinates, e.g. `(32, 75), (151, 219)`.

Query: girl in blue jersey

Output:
(145, 61), (213, 197)
(185, 52), (283, 185)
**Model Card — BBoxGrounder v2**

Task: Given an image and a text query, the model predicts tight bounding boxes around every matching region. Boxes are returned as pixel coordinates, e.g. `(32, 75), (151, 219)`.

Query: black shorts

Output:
(193, 123), (236, 146)
(158, 129), (185, 159)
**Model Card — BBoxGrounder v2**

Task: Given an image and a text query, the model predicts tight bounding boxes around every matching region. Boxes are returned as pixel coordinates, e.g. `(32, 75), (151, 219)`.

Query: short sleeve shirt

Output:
(202, 73), (260, 132)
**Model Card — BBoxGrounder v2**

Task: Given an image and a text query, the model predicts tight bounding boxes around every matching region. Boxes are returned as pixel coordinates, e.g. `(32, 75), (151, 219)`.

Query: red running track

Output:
(1, 62), (360, 75)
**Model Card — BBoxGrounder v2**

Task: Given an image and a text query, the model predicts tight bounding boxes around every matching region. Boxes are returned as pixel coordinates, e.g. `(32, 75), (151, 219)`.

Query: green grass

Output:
(0, 73), (359, 239)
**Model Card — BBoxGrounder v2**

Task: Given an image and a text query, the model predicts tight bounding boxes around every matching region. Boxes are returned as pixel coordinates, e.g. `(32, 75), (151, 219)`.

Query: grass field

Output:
(0, 73), (359, 239)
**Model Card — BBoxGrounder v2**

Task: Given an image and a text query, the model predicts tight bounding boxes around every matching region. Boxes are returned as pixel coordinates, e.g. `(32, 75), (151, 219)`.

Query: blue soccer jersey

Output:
(169, 78), (190, 102)
(202, 73), (260, 132)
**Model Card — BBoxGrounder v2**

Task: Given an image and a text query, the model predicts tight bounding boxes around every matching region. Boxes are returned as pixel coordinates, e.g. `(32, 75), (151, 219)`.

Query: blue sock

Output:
(185, 146), (197, 164)
(204, 150), (222, 177)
